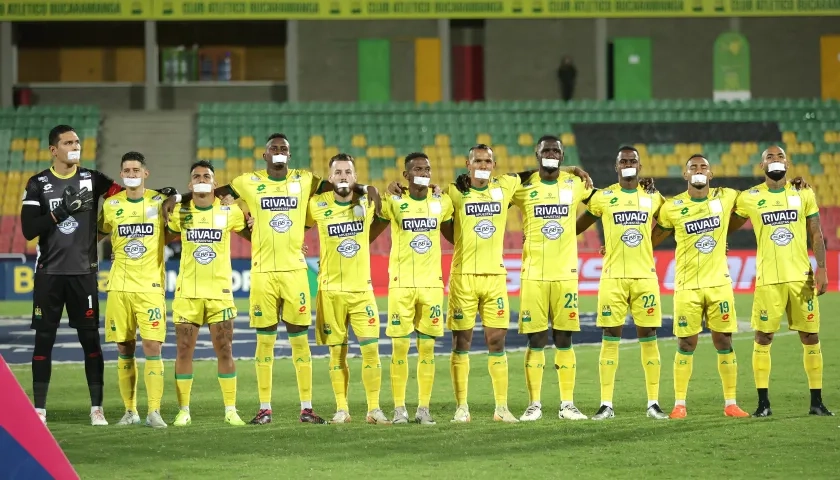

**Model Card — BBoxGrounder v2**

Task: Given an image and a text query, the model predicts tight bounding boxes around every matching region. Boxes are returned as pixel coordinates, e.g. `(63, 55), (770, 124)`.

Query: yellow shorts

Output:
(104, 291), (166, 343)
(518, 279), (581, 334)
(249, 270), (312, 329)
(673, 285), (738, 337)
(387, 287), (444, 338)
(447, 274), (510, 331)
(315, 290), (379, 345)
(173, 298), (237, 326)
(752, 281), (820, 334)
(597, 278), (662, 328)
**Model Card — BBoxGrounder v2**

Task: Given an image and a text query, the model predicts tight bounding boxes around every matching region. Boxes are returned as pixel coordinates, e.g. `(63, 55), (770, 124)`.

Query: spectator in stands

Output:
(557, 56), (577, 102)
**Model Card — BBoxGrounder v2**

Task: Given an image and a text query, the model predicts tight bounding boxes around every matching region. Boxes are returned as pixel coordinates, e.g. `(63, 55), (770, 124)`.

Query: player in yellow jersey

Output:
(165, 161), (250, 426)
(511, 136), (592, 422)
(307, 153), (389, 425)
(97, 152), (171, 428)
(730, 145), (833, 417)
(576, 146), (669, 420)
(651, 154), (751, 419)
(368, 152), (454, 425)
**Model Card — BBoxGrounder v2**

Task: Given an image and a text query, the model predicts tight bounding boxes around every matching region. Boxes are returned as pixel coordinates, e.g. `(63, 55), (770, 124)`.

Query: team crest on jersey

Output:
(118, 223), (154, 238)
(193, 245), (216, 265)
(123, 239), (147, 259)
(678, 316), (688, 327)
(770, 227), (794, 246)
(336, 238), (361, 258)
(621, 228), (643, 247)
(541, 221), (564, 240)
(253, 305), (262, 317)
(521, 310), (531, 322)
(694, 235), (717, 254)
(390, 314), (401, 326)
(601, 305), (612, 317)
(684, 216), (720, 235)
(761, 210), (797, 226)
(453, 307), (464, 320)
(270, 214), (293, 233)
(473, 219), (496, 239)
(409, 234), (433, 254)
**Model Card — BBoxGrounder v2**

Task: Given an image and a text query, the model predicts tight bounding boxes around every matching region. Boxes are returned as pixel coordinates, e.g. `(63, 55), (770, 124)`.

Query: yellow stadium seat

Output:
(251, 147), (263, 159)
(782, 131), (797, 144)
(665, 154), (679, 165)
(787, 143), (800, 154)
(744, 142), (759, 154)
(649, 153), (664, 166)
(674, 143), (690, 156)
(38, 149), (50, 161)
(11, 138), (25, 151)
(211, 147), (226, 160)
(24, 138), (38, 151)
(833, 153), (840, 163)
(518, 133), (533, 146)
(325, 146), (339, 159)
(825, 131), (838, 144)
(24, 149), (38, 162)
(721, 152), (735, 165)
(820, 152), (833, 165)
(381, 146), (396, 158)
(561, 133), (575, 146)
(197, 148), (211, 160)
(721, 163), (738, 176)
(752, 164), (764, 176)
(309, 135), (325, 148)
(366, 146), (381, 158)
(476, 134), (492, 145)
(434, 134), (450, 147)
(494, 145), (508, 158)
(730, 142), (744, 154)
(351, 134), (367, 148)
(239, 136), (255, 150)
(82, 148), (96, 161)
(800, 142), (815, 154)
(687, 143), (702, 154)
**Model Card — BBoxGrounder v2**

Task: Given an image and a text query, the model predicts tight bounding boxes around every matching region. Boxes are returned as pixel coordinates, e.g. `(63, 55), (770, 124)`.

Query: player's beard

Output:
(766, 170), (786, 181)
(335, 182), (352, 197)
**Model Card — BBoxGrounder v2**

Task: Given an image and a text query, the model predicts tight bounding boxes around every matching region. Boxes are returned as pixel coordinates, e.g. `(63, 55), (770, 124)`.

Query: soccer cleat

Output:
(300, 408), (327, 424)
(559, 404), (588, 420)
(225, 410), (246, 426)
(90, 408), (108, 426)
(519, 403), (543, 421)
(173, 410), (192, 426)
(451, 405), (471, 423)
(117, 410), (141, 426)
(493, 406), (519, 423)
(36, 410), (47, 426)
(753, 404), (772, 417)
(331, 410), (351, 424)
(669, 405), (687, 419)
(250, 409), (272, 425)
(392, 406), (410, 424)
(724, 404), (750, 418)
(366, 409), (392, 425)
(415, 407), (436, 425)
(591, 405), (615, 420)
(647, 404), (669, 420)
(145, 410), (168, 428)
(809, 403), (835, 416)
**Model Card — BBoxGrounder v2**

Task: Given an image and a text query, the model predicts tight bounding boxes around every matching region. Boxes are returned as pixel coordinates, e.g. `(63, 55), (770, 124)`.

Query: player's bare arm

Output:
(651, 224), (673, 247)
(369, 217), (389, 242)
(728, 212), (749, 234)
(575, 211), (597, 235)
(440, 219), (455, 244)
(808, 215), (829, 295)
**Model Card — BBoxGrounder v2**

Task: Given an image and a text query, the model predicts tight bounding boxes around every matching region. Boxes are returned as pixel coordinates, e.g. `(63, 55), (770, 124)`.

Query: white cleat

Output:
(36, 410), (47, 426)
(591, 405), (615, 420)
(451, 405), (471, 423)
(145, 410), (168, 428)
(90, 408), (108, 426)
(392, 406), (409, 424)
(559, 404), (588, 420)
(366, 409), (392, 425)
(415, 407), (436, 425)
(493, 406), (520, 423)
(519, 403), (543, 421)
(117, 410), (141, 426)
(647, 404), (669, 420)
(331, 410), (351, 424)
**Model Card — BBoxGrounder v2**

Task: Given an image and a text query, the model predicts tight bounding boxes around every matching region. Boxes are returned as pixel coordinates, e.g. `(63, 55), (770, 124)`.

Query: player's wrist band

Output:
(174, 194), (182, 203)
(362, 185), (369, 194)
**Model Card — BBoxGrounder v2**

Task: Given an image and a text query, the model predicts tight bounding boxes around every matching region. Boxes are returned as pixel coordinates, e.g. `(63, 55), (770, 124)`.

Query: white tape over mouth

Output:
(123, 178), (142, 188)
(474, 170), (491, 180)
(193, 183), (213, 193)
(690, 174), (707, 185)
(413, 176), (431, 186)
(272, 154), (288, 164)
(67, 151), (81, 161)
(621, 168), (637, 177)
(767, 162), (786, 172)
(541, 158), (560, 169)
(337, 182), (350, 189)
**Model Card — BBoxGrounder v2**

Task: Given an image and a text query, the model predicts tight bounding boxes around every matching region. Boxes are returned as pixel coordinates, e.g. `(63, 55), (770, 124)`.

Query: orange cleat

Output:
(670, 405), (687, 419)
(724, 404), (750, 418)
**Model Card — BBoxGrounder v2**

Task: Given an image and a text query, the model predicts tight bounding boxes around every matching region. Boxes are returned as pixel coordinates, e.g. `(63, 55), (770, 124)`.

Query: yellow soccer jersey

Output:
(448, 174), (521, 275)
(734, 183), (819, 286)
(98, 190), (166, 293)
(167, 199), (246, 300)
(657, 187), (738, 290)
(512, 171), (592, 281)
(230, 169), (323, 273)
(307, 192), (375, 292)
(377, 192), (454, 288)
(587, 183), (664, 279)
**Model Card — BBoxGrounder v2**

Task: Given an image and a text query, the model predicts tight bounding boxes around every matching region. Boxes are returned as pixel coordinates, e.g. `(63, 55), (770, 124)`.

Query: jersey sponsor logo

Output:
(337, 238), (361, 258)
(49, 198), (80, 234)
(621, 228), (644, 247)
(401, 217), (438, 232)
(612, 211), (648, 226)
(260, 196), (299, 211)
(193, 245), (217, 265)
(473, 219), (496, 239)
(694, 235), (717, 254)
(327, 220), (365, 238)
(533, 204), (570, 219)
(117, 223), (154, 238)
(760, 209), (797, 226)
(684, 216), (721, 235)
(124, 239), (147, 259)
(770, 227), (794, 246)
(269, 213), (293, 233)
(464, 202), (502, 217)
(409, 234), (433, 254)
(541, 220), (564, 240)
(186, 228), (223, 243)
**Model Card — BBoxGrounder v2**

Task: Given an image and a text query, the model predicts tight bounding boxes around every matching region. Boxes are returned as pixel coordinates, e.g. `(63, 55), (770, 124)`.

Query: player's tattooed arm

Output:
(440, 219), (455, 245)
(728, 212), (749, 234)
(807, 215), (829, 295)
(575, 211), (597, 235)
(369, 217), (389, 243)
(650, 224), (673, 248)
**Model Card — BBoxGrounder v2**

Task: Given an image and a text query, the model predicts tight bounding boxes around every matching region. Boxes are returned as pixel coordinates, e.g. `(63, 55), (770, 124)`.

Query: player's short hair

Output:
(685, 154), (708, 168)
(329, 153), (355, 167)
(189, 160), (215, 174)
(48, 125), (76, 147)
(469, 144), (493, 157)
(121, 151), (146, 167)
(404, 152), (428, 168)
(537, 135), (561, 145)
(266, 133), (288, 145)
(617, 145), (639, 155)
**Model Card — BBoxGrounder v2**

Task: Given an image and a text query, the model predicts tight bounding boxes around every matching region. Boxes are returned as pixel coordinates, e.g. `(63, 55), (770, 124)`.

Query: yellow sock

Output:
(255, 331), (276, 405)
(117, 354), (137, 412)
(217, 373), (237, 408)
(450, 350), (469, 406)
(599, 337), (620, 404)
(328, 344), (349, 412)
(752, 341), (771, 389)
(717, 348), (738, 402)
(640, 336), (661, 402)
(488, 352), (509, 407)
(673, 349), (693, 404)
(524, 347), (544, 404)
(360, 340), (382, 411)
(144, 356), (164, 414)
(390, 337), (410, 408)
(175, 373), (193, 408)
(416, 335), (436, 408)
(289, 331), (313, 406)
(554, 347), (576, 404)
(803, 342), (823, 389)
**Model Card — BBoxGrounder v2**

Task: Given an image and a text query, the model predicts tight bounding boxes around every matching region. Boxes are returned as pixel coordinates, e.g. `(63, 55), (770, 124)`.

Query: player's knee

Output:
(33, 329), (57, 356)
(677, 337), (697, 352)
(141, 339), (162, 357)
(636, 326), (657, 338)
(552, 330), (573, 349)
(117, 340), (136, 356)
(527, 331), (548, 349)
(484, 329), (506, 352)
(76, 328), (102, 354)
(282, 322), (305, 334)
(799, 331), (819, 345)
(710, 332), (731, 351)
(603, 326), (622, 338)
(214, 340), (234, 360)
(452, 331), (472, 351)
(754, 331), (773, 345)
